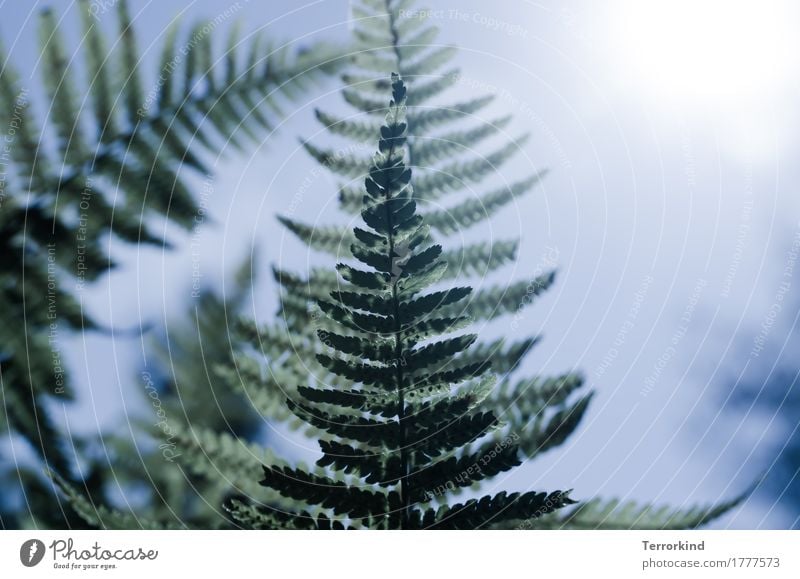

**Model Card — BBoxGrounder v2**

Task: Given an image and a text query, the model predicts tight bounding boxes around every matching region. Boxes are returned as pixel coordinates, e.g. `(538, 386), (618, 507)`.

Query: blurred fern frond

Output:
(0, 0), (344, 527)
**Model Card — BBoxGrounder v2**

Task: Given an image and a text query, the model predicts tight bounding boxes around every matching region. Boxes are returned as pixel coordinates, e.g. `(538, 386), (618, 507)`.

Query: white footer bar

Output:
(1, 531), (797, 577)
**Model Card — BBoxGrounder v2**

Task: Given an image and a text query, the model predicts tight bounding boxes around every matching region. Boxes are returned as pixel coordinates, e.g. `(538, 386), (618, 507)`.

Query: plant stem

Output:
(381, 92), (411, 529)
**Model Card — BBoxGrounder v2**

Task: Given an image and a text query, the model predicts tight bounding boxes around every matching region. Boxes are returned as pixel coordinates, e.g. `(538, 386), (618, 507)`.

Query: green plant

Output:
(220, 0), (747, 529)
(49, 0), (749, 530)
(277, 0), (584, 466)
(51, 253), (266, 530)
(228, 75), (574, 529)
(0, 0), (342, 528)
(183, 1), (585, 515)
(223, 70), (748, 529)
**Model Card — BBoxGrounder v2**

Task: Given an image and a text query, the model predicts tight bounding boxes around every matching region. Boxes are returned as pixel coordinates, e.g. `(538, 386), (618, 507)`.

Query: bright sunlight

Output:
(610, 0), (797, 105)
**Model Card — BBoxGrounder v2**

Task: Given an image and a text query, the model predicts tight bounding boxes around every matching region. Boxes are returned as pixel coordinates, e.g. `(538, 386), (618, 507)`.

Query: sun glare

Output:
(611, 0), (797, 105)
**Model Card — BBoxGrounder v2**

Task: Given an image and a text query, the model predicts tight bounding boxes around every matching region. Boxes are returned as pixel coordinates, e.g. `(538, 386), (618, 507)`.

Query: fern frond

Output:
(1, 0), (345, 520)
(253, 74), (571, 529)
(235, 0), (747, 532)
(278, 0), (554, 416)
(52, 474), (183, 530)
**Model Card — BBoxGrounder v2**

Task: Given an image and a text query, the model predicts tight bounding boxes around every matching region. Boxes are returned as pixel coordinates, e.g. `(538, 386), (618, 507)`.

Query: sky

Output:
(2, 0), (799, 528)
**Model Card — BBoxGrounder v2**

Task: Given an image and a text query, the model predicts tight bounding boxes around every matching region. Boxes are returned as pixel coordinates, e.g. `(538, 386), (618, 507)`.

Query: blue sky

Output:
(3, 0), (799, 528)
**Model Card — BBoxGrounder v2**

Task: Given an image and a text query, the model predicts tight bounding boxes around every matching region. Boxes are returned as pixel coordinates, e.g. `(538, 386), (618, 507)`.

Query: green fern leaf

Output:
(253, 74), (571, 529)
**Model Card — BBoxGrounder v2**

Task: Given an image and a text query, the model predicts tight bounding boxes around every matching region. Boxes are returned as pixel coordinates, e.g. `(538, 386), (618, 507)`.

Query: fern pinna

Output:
(229, 75), (573, 530)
